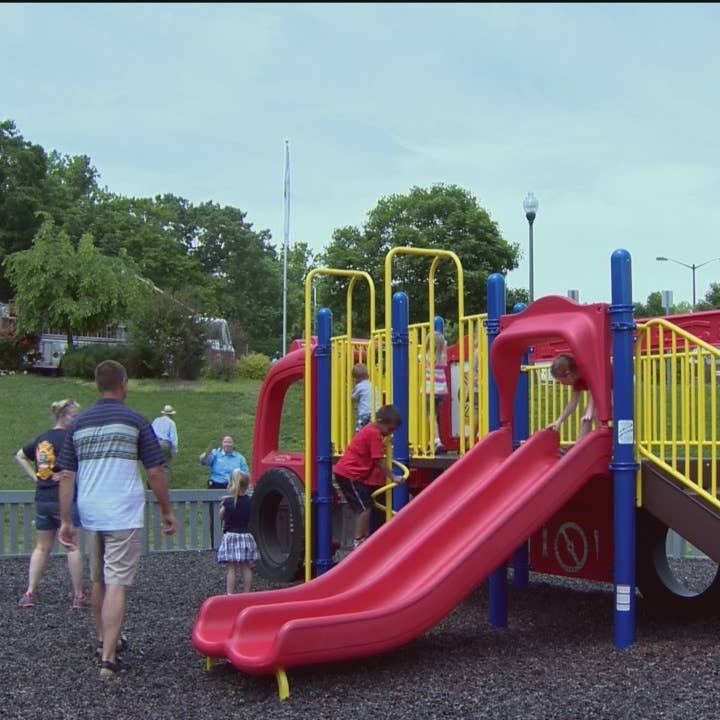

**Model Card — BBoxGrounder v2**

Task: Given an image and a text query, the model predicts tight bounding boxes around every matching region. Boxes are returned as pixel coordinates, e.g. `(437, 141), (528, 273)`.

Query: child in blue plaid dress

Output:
(217, 469), (259, 593)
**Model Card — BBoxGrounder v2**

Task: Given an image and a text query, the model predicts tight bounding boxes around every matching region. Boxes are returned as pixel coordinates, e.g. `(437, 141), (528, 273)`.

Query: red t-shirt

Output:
(573, 377), (589, 392)
(334, 422), (388, 487)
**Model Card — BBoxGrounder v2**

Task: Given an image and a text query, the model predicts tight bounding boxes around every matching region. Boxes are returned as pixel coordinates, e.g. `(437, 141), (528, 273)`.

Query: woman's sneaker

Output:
(99, 657), (131, 679)
(18, 592), (34, 608)
(95, 634), (129, 659)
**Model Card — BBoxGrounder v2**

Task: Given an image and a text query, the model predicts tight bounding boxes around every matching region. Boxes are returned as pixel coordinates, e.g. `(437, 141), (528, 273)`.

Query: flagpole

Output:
(282, 140), (290, 356)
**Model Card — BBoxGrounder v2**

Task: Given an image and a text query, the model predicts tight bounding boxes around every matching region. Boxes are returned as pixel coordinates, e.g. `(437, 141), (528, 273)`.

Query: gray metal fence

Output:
(1, 490), (709, 561)
(0, 489), (227, 557)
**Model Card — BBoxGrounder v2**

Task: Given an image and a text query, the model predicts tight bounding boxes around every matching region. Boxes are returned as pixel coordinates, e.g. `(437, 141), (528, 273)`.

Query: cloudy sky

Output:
(3, 3), (720, 308)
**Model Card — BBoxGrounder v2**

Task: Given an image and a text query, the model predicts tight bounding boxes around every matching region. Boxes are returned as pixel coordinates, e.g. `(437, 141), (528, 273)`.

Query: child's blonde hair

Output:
(352, 363), (369, 381)
(426, 331), (447, 365)
(227, 468), (250, 507)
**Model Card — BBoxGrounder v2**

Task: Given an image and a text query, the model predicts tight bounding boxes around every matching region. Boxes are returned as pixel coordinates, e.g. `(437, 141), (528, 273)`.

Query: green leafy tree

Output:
(188, 201), (280, 354)
(285, 241), (317, 345)
(4, 218), (139, 344)
(319, 184), (520, 334)
(506, 286), (530, 313)
(87, 193), (209, 300)
(696, 282), (720, 311)
(44, 150), (101, 237)
(0, 120), (49, 300)
(127, 288), (207, 380)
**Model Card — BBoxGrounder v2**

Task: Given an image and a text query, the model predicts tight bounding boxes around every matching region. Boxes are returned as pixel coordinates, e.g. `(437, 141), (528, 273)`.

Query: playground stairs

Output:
(641, 460), (720, 563)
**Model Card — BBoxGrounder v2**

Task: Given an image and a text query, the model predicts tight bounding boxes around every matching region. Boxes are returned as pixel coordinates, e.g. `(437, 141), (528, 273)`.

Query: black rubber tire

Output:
(250, 468), (305, 582)
(636, 508), (720, 617)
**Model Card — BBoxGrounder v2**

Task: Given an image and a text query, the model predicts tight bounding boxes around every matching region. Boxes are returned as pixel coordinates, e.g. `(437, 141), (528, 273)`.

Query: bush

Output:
(60, 344), (158, 379)
(127, 294), (207, 381)
(237, 352), (271, 380)
(0, 337), (28, 371)
(201, 355), (237, 382)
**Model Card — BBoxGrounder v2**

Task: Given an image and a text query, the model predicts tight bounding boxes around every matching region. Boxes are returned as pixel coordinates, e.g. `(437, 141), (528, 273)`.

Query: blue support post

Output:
(511, 302), (530, 588)
(486, 273), (508, 628)
(392, 292), (410, 510)
(609, 249), (639, 648)
(315, 308), (333, 576)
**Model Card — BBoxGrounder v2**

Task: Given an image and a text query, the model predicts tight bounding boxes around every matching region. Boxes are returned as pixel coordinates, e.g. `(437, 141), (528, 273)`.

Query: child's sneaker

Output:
(352, 536), (367, 550)
(18, 592), (34, 608)
(72, 592), (88, 610)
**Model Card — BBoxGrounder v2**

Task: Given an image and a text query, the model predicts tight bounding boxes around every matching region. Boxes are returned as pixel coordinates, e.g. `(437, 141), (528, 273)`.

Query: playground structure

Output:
(192, 248), (720, 699)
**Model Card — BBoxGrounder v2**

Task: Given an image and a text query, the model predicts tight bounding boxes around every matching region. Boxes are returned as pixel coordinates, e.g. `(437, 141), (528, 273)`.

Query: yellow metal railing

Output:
(384, 247), (467, 455)
(458, 313), (489, 449)
(304, 268), (375, 582)
(408, 322), (432, 457)
(331, 332), (387, 456)
(526, 363), (591, 445)
(635, 318), (720, 510)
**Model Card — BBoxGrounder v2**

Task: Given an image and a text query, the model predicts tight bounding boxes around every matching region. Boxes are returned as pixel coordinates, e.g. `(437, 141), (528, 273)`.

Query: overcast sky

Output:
(3, 3), (720, 308)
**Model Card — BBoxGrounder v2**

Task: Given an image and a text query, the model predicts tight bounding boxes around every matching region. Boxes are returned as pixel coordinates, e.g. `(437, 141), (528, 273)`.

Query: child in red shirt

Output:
(549, 353), (596, 439)
(334, 404), (403, 548)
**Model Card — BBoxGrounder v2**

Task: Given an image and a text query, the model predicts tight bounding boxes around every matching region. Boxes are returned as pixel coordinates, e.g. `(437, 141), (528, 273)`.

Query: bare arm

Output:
(373, 458), (399, 483)
(582, 393), (596, 423)
(14, 450), (37, 484)
(550, 391), (581, 431)
(58, 469), (78, 550)
(147, 465), (176, 535)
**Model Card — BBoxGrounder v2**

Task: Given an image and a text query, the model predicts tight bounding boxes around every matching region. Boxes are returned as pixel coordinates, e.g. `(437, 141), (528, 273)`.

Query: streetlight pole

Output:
(656, 256), (720, 310)
(523, 193), (539, 302)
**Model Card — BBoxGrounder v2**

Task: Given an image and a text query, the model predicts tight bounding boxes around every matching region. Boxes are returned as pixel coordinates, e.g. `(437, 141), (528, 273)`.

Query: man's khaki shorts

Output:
(89, 528), (142, 586)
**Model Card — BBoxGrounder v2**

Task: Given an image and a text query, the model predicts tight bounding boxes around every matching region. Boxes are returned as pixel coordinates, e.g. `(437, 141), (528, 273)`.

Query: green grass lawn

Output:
(0, 373), (269, 491)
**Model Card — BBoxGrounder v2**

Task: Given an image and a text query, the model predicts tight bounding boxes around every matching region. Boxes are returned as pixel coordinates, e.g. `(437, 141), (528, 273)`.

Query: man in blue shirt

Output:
(199, 435), (249, 489)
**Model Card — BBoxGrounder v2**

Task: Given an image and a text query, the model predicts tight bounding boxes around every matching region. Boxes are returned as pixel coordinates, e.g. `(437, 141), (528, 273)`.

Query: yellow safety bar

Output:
(330, 329), (388, 455)
(383, 248), (467, 455)
(370, 459), (411, 518)
(457, 313), (489, 449)
(635, 318), (720, 509)
(304, 268), (375, 582)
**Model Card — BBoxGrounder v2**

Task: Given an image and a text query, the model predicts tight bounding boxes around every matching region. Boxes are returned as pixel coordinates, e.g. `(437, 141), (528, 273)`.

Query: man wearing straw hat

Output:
(151, 405), (178, 479)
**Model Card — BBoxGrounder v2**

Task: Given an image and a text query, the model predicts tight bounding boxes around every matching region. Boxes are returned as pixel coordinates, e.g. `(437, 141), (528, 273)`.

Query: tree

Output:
(696, 283), (720, 311)
(3, 218), (139, 343)
(127, 288), (207, 380)
(318, 184), (520, 334)
(187, 201), (281, 355)
(0, 120), (49, 300)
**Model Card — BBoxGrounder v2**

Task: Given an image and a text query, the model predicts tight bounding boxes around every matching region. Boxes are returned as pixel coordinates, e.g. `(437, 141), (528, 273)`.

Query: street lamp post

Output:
(523, 192), (539, 302)
(655, 256), (720, 310)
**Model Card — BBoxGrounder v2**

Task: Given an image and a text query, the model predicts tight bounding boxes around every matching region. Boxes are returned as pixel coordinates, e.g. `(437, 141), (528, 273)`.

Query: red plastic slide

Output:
(192, 426), (612, 676)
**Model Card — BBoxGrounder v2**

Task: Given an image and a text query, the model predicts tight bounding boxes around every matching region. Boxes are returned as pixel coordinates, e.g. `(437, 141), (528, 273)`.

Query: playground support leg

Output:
(315, 308), (333, 575)
(487, 273), (508, 628)
(512, 302), (530, 588)
(392, 292), (410, 511)
(610, 249), (639, 649)
(276, 668), (290, 700)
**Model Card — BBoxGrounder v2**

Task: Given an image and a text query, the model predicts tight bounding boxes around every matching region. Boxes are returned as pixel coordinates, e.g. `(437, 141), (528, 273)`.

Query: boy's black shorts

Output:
(334, 475), (373, 514)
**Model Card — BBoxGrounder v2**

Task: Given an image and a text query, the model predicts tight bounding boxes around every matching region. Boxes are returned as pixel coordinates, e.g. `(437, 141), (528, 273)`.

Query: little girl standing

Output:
(425, 331), (449, 453)
(217, 469), (259, 593)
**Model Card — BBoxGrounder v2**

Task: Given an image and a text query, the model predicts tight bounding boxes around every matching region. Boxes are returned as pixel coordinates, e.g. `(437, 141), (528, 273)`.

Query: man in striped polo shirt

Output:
(58, 360), (176, 679)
